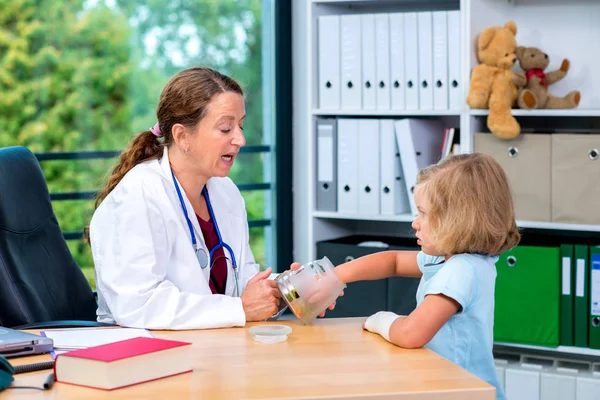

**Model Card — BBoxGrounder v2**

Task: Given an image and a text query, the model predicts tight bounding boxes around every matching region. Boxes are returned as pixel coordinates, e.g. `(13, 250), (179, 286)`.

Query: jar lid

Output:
(249, 324), (292, 344)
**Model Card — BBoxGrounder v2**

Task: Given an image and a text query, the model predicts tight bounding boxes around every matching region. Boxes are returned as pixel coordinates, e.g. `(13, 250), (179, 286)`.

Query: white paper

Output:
(562, 257), (571, 295)
(42, 328), (153, 355)
(576, 259), (586, 297)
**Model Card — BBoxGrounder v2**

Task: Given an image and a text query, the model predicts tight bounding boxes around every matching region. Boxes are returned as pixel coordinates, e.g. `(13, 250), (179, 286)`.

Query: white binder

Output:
(337, 119), (359, 214)
(541, 368), (577, 400)
(357, 119), (380, 214)
(505, 364), (542, 400)
(447, 10), (461, 111)
(361, 14), (377, 110)
(432, 11), (448, 110)
(375, 13), (391, 111)
(417, 12), (433, 110)
(380, 119), (410, 215)
(318, 15), (340, 110)
(341, 15), (362, 110)
(577, 372), (600, 400)
(389, 13), (405, 110)
(403, 12), (419, 110)
(393, 118), (444, 215)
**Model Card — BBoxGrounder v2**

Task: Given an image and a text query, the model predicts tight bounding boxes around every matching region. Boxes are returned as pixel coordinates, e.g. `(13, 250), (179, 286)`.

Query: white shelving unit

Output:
(294, 0), (600, 262)
(291, 0), (600, 365)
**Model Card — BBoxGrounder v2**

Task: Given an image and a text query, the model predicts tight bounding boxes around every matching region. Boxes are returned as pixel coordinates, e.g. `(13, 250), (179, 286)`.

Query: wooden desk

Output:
(2, 317), (494, 399)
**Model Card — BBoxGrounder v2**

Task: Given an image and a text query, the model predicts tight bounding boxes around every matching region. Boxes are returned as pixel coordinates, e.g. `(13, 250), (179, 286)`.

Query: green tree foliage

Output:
(0, 0), (266, 287)
(0, 1), (133, 150)
(0, 0), (133, 277)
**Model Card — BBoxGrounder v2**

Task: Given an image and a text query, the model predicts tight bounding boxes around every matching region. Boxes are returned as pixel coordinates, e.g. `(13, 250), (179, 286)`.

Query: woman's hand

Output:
(241, 267), (281, 322)
(288, 262), (344, 318)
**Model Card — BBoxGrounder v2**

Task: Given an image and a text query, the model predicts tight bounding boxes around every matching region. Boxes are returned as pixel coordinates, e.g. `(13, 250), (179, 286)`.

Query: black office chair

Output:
(0, 146), (112, 329)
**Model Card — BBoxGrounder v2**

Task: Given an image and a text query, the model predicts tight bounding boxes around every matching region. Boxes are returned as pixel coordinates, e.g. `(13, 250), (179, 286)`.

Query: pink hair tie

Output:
(150, 123), (163, 137)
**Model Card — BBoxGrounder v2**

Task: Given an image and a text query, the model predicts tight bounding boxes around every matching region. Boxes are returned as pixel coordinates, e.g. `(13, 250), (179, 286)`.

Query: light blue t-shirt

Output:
(416, 251), (504, 400)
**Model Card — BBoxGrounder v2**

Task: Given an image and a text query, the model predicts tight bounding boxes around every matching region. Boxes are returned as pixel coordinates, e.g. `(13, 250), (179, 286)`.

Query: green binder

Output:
(560, 244), (574, 346)
(589, 246), (600, 349)
(494, 245), (560, 347)
(574, 245), (589, 348)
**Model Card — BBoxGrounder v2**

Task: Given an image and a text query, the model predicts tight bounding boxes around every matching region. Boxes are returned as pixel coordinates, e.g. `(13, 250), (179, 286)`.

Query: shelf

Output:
(313, 211), (415, 222)
(494, 342), (600, 359)
(312, 109), (461, 117)
(517, 220), (600, 233)
(470, 109), (600, 117)
(313, 212), (600, 231)
(313, 214), (600, 232)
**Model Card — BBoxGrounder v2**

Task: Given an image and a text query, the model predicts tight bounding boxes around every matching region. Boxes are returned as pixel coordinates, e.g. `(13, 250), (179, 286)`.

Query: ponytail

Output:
(95, 130), (163, 208)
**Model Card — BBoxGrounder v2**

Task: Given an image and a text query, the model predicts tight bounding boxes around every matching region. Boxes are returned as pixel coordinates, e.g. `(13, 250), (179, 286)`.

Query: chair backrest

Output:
(0, 146), (97, 327)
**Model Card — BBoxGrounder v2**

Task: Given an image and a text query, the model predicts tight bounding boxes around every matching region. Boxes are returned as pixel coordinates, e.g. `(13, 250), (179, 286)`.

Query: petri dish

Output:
(249, 324), (292, 344)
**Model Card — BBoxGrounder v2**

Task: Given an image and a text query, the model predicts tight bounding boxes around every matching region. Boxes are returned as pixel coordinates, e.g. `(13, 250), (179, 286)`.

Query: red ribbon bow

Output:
(526, 68), (548, 88)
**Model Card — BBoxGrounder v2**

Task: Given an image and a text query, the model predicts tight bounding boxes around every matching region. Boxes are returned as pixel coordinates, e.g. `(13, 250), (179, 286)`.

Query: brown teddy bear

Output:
(515, 46), (581, 109)
(467, 21), (526, 140)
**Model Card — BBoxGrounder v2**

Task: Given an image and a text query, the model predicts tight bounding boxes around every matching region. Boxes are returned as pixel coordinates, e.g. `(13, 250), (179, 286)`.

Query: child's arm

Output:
(365, 256), (478, 348)
(364, 295), (460, 348)
(334, 250), (422, 284)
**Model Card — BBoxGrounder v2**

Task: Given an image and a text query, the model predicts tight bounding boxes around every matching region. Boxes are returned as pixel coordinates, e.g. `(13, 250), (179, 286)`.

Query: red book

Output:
(54, 337), (192, 390)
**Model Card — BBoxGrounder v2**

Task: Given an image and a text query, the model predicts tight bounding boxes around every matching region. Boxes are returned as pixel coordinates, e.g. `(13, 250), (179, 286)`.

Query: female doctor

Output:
(89, 67), (282, 330)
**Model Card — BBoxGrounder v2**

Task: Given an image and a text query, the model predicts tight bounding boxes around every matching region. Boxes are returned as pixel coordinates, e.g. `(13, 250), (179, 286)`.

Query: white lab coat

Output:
(90, 147), (259, 330)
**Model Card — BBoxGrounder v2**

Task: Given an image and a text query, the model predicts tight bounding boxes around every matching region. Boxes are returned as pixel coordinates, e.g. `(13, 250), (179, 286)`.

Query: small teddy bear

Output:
(515, 46), (581, 109)
(467, 21), (526, 140)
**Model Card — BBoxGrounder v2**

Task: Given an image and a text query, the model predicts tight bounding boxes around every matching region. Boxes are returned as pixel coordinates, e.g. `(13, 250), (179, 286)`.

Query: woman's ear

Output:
(171, 123), (188, 151)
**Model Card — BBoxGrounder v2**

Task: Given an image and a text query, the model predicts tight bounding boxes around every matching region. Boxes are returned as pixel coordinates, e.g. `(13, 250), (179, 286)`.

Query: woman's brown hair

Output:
(94, 67), (244, 208)
(416, 152), (520, 256)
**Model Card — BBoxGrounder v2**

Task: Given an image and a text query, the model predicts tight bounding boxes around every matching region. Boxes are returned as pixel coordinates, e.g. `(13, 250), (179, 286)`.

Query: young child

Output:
(334, 153), (519, 400)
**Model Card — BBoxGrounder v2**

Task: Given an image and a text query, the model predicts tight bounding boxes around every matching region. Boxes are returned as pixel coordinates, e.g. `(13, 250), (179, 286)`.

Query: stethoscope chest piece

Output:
(196, 247), (209, 269)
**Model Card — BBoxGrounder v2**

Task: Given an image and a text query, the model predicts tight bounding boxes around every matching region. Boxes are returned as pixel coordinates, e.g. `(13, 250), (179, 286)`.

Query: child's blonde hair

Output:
(415, 152), (520, 256)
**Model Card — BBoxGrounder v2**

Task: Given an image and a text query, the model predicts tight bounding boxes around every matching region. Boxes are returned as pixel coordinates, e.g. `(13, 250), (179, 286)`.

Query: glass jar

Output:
(275, 256), (346, 324)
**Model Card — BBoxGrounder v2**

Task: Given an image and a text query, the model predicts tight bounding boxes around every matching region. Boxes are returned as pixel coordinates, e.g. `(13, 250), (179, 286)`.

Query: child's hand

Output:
(288, 262), (344, 318)
(363, 311), (401, 342)
(318, 289), (344, 317)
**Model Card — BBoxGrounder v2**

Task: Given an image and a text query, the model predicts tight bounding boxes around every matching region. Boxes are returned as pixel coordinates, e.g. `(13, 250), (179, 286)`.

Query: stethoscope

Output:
(171, 170), (240, 296)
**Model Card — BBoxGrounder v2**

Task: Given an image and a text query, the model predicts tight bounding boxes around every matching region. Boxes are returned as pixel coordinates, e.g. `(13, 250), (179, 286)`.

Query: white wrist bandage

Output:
(364, 311), (400, 342)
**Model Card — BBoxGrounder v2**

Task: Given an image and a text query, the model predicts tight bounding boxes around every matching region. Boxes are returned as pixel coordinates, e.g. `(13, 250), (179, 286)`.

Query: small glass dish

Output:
(249, 324), (292, 344)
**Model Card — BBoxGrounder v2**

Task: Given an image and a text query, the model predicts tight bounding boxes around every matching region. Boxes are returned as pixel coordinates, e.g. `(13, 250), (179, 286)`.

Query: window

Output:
(0, 0), (291, 288)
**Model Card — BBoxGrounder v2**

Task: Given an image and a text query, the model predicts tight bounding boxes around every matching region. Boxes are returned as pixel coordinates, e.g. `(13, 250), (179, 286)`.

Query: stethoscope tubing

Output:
(171, 170), (240, 295)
